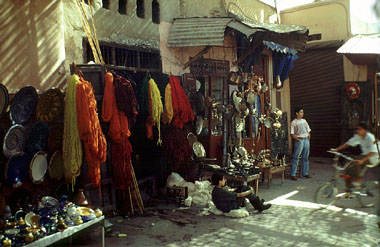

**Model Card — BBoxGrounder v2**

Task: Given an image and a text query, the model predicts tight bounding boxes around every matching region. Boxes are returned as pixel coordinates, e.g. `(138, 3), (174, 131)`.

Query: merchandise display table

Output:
(25, 216), (105, 247)
(259, 165), (286, 188)
(201, 171), (260, 194)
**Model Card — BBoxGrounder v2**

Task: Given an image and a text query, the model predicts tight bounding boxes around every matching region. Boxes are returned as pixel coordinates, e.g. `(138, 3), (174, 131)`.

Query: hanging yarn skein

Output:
(149, 78), (163, 145)
(76, 77), (107, 188)
(63, 74), (83, 189)
(170, 75), (194, 129)
(162, 83), (173, 124)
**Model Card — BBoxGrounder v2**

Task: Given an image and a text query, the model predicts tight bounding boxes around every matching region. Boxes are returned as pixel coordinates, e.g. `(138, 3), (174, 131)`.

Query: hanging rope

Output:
(63, 74), (83, 190)
(73, 0), (104, 64)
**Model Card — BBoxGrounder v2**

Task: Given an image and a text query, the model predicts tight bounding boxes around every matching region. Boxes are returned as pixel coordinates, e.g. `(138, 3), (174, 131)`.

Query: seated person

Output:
(330, 121), (380, 193)
(211, 172), (271, 213)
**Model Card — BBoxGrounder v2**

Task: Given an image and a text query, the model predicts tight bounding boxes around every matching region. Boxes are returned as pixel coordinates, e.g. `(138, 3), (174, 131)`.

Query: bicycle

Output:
(314, 150), (379, 208)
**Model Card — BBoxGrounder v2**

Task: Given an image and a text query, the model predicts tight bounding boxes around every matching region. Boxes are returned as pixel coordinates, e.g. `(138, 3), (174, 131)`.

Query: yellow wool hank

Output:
(63, 74), (83, 190)
(162, 84), (173, 124)
(149, 78), (163, 146)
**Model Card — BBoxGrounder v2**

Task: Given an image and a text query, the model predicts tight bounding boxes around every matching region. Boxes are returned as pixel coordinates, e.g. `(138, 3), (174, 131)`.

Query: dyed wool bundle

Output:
(169, 76), (194, 129)
(76, 77), (107, 187)
(63, 74), (83, 188)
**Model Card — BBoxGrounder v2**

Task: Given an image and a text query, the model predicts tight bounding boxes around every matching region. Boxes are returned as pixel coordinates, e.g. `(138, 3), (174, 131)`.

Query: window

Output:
(152, 0), (160, 24)
(119, 0), (127, 15)
(84, 39), (161, 72)
(137, 0), (145, 18)
(102, 0), (110, 9)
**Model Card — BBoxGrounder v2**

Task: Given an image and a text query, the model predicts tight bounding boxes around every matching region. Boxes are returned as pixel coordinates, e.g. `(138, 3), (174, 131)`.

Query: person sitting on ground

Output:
(211, 172), (271, 213)
(330, 121), (379, 194)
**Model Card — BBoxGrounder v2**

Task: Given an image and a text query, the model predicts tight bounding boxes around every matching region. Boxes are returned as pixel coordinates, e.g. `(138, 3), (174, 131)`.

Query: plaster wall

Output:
(224, 0), (277, 23)
(280, 0), (351, 41)
(63, 0), (174, 73)
(179, 0), (277, 23)
(0, 0), (66, 93)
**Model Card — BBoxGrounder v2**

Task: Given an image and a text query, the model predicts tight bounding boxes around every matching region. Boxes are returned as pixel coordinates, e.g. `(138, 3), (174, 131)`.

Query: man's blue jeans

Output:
(291, 138), (310, 176)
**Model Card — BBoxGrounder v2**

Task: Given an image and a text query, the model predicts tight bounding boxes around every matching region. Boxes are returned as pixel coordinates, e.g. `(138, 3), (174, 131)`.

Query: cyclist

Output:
(330, 121), (379, 197)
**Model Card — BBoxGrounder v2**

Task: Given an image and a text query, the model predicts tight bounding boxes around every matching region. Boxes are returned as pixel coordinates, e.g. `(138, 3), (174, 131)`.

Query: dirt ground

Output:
(60, 157), (380, 247)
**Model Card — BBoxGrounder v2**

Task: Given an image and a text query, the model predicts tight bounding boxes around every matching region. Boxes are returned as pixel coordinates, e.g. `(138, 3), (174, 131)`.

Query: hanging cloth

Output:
(76, 77), (107, 188)
(169, 75), (194, 129)
(63, 74), (83, 188)
(272, 51), (299, 88)
(114, 74), (138, 128)
(149, 78), (163, 145)
(162, 83), (173, 124)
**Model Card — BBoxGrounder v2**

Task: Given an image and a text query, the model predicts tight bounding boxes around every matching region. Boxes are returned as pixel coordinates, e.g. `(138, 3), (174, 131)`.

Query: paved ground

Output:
(64, 157), (380, 247)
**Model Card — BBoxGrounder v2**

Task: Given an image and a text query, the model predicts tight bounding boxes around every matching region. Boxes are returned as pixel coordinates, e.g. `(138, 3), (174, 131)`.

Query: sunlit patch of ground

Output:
(166, 190), (380, 247)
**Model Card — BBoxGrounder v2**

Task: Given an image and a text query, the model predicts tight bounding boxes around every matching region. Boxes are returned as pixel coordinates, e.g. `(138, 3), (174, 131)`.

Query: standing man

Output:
(290, 107), (312, 181)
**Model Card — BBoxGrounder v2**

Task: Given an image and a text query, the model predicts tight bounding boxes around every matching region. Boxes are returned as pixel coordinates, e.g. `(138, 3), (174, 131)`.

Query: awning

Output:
(263, 41), (297, 55)
(167, 17), (309, 52)
(337, 34), (380, 65)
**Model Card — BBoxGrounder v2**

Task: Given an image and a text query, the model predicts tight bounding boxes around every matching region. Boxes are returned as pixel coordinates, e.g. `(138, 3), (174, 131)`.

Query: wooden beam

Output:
(183, 46), (212, 69)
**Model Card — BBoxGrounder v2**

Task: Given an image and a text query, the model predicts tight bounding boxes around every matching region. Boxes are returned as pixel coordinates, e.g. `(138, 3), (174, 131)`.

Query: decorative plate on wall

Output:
(3, 124), (26, 158)
(0, 84), (9, 120)
(10, 86), (38, 125)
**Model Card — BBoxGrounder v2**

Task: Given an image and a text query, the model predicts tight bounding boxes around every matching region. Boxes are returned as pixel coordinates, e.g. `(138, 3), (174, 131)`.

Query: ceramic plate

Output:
(26, 121), (49, 156)
(36, 88), (64, 123)
(29, 151), (48, 183)
(5, 152), (30, 186)
(76, 207), (95, 216)
(192, 141), (206, 158)
(49, 151), (64, 181)
(25, 212), (35, 226)
(41, 196), (59, 208)
(3, 124), (26, 158)
(10, 86), (38, 125)
(0, 84), (9, 119)
(5, 228), (20, 235)
(186, 132), (197, 147)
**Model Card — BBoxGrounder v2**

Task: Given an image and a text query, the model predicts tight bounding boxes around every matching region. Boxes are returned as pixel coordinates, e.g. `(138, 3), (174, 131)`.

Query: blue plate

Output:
(5, 152), (30, 186)
(26, 121), (49, 156)
(10, 86), (38, 125)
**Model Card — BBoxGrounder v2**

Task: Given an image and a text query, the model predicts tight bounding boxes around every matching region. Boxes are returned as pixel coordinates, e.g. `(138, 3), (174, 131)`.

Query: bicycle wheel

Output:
(357, 181), (379, 208)
(314, 183), (338, 206)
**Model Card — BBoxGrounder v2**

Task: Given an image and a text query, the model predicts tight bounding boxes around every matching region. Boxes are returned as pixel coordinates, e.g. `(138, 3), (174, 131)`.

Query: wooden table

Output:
(259, 165), (286, 188)
(201, 171), (261, 194)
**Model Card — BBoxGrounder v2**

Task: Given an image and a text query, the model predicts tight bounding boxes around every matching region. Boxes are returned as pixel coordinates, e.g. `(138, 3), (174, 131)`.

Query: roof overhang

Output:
(337, 34), (380, 65)
(167, 17), (309, 52)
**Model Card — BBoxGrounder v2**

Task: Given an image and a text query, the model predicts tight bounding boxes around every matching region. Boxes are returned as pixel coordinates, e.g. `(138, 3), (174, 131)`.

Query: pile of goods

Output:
(0, 196), (102, 246)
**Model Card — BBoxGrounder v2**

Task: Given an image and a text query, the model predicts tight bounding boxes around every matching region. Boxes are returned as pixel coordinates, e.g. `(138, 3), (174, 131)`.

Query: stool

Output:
(166, 186), (188, 207)
(259, 166), (286, 188)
